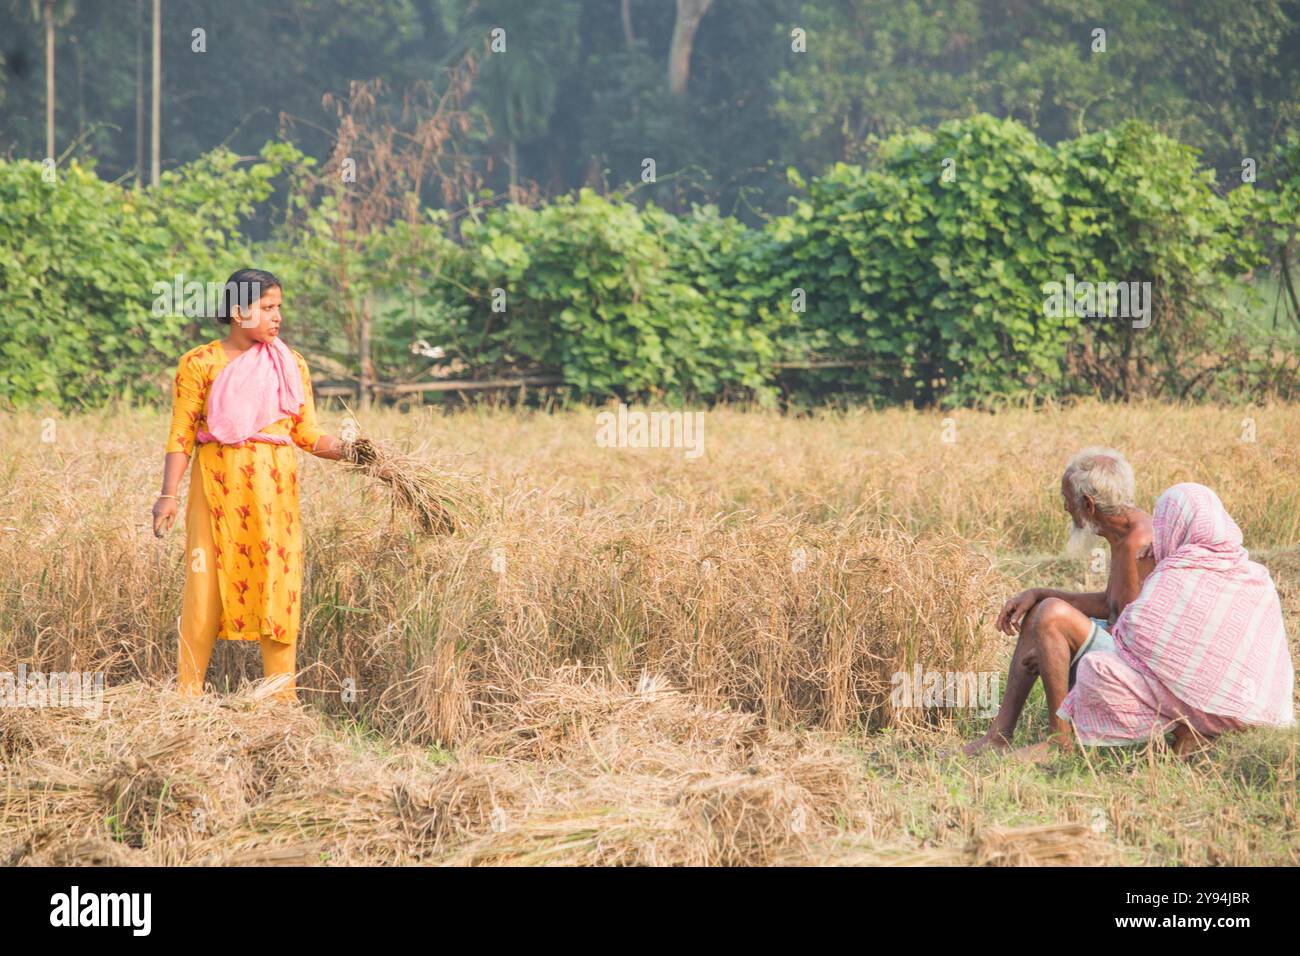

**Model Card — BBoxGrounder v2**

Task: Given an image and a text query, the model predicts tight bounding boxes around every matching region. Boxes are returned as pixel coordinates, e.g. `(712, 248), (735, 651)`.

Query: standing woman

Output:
(152, 269), (348, 700)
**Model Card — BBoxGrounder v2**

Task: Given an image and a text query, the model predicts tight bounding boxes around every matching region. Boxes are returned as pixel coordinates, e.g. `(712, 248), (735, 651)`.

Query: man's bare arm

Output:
(1039, 534), (1152, 625)
(1028, 588), (1109, 619)
(995, 518), (1153, 635)
(996, 587), (1107, 634)
(1104, 536), (1155, 624)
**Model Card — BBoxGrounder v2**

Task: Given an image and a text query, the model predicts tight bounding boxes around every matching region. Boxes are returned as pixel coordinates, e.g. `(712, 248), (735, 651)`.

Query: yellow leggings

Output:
(178, 471), (297, 701)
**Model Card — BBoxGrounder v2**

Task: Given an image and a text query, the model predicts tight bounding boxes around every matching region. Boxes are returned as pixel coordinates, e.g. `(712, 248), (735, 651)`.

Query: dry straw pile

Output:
(0, 672), (860, 865)
(0, 670), (1117, 866)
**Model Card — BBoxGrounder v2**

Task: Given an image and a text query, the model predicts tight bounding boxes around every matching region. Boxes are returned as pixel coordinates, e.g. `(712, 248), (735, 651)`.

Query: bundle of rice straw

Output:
(343, 435), (478, 535)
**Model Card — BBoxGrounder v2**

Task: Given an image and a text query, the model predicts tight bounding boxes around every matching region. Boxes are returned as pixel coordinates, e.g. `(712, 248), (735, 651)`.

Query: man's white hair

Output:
(1064, 446), (1136, 516)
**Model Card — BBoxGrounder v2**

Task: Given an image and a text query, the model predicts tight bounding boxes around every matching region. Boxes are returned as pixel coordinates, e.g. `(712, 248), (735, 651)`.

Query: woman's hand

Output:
(153, 496), (180, 537)
(312, 434), (348, 462)
(156, 453), (190, 537)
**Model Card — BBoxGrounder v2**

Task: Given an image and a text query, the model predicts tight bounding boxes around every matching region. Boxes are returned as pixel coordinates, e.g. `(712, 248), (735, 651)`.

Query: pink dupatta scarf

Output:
(1112, 482), (1295, 726)
(196, 337), (305, 447)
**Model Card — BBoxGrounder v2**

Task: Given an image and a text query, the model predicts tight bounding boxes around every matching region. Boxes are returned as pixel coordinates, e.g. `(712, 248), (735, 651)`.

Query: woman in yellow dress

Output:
(151, 269), (348, 700)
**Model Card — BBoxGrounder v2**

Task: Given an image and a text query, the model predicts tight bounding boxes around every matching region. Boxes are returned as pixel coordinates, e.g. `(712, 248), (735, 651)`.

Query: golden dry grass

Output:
(0, 400), (1297, 865)
(0, 403), (1019, 742)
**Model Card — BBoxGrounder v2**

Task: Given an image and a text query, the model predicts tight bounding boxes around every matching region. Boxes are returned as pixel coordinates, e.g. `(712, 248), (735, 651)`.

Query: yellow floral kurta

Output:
(166, 340), (323, 645)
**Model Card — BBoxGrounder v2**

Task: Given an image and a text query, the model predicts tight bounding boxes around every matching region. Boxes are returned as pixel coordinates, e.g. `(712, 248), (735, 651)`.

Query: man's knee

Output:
(1026, 596), (1074, 633)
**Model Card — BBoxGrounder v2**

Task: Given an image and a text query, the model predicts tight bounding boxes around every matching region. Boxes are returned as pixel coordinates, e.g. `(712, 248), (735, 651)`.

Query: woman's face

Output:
(230, 285), (283, 343)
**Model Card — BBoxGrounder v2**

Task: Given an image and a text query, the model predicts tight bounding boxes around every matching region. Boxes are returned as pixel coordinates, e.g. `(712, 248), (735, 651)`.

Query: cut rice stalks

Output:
(343, 436), (480, 535)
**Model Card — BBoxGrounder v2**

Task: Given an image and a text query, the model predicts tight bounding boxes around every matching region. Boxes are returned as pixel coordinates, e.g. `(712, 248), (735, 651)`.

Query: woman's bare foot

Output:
(962, 730), (1013, 756)
(1171, 723), (1212, 758)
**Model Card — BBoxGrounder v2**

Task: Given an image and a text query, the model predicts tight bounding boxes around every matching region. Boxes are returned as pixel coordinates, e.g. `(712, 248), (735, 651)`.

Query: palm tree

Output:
(27, 0), (75, 159)
(150, 0), (161, 186)
(41, 0), (53, 157)
(135, 0), (145, 186)
(450, 0), (578, 191)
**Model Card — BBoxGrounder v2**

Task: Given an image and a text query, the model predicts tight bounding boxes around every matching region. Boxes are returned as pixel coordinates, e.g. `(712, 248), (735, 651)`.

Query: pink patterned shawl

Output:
(1112, 483), (1295, 725)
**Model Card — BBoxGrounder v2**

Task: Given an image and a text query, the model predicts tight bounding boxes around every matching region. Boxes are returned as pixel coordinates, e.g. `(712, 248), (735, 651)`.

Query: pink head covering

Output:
(1152, 483), (1246, 571)
(197, 337), (305, 447)
(1112, 483), (1295, 726)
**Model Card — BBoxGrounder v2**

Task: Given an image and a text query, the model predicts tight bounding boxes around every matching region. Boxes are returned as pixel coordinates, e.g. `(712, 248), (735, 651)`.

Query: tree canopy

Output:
(3, 0), (1298, 221)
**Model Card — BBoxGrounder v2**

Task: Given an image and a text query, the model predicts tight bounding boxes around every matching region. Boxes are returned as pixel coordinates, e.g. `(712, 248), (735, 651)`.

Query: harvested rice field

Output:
(1, 402), (1297, 865)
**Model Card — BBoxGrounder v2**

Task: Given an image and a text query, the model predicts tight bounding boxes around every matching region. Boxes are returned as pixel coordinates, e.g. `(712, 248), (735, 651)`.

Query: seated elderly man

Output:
(964, 447), (1154, 755)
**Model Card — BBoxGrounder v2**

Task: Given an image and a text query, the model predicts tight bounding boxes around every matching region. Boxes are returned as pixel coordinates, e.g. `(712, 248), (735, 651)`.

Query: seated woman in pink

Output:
(1058, 482), (1295, 754)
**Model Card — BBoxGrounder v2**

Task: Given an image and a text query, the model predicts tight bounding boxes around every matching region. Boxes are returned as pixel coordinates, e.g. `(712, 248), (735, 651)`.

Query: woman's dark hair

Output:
(218, 268), (281, 324)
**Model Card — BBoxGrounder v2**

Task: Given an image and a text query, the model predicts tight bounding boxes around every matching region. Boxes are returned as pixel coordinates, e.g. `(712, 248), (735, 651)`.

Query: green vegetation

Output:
(0, 143), (295, 406)
(3, 114), (1296, 409)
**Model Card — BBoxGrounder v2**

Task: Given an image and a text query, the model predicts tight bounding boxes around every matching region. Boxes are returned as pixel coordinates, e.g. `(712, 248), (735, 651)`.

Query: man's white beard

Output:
(1065, 520), (1102, 561)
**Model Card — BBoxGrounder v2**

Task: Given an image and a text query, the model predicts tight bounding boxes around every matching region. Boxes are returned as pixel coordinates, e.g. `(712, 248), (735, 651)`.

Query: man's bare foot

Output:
(1012, 736), (1074, 764)
(962, 730), (1013, 756)
(1011, 741), (1055, 764)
